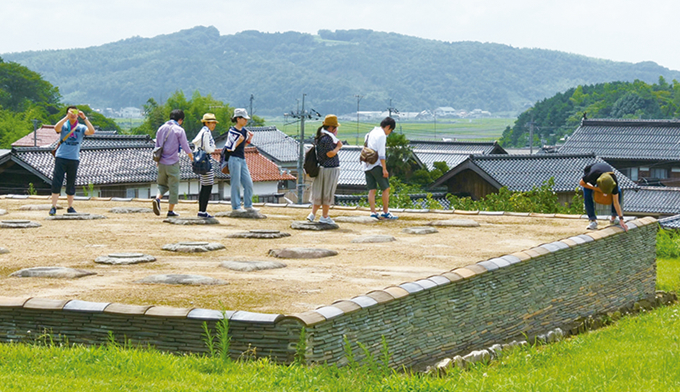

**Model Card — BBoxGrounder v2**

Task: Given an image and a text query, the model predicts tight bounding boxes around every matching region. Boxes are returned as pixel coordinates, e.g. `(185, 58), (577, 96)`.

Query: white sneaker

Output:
(319, 216), (335, 225)
(246, 207), (260, 212)
(610, 217), (620, 225)
(233, 208), (247, 213)
(586, 221), (598, 230)
(306, 212), (315, 222)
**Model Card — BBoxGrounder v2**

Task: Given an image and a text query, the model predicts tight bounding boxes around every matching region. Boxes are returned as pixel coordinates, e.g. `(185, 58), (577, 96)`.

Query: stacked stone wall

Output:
(0, 218), (658, 368)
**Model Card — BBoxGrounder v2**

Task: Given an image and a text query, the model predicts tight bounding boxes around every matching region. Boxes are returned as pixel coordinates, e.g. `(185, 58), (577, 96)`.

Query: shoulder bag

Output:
(152, 126), (171, 162)
(50, 124), (77, 157)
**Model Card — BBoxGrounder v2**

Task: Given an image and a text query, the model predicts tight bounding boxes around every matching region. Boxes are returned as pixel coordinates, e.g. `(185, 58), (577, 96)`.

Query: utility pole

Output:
(32, 119), (40, 147)
(249, 94), (254, 123)
(355, 95), (363, 145)
(528, 114), (535, 154)
(285, 94), (321, 204)
(386, 99), (399, 118)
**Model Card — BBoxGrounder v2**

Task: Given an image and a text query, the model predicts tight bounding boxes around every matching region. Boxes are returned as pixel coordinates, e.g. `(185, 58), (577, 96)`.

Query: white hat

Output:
(232, 108), (251, 120)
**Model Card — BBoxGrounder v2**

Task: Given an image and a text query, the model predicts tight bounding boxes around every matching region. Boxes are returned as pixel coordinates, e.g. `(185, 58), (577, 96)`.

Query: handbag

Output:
(220, 148), (231, 175)
(192, 149), (212, 175)
(152, 126), (171, 162)
(593, 188), (613, 205)
(51, 125), (77, 157)
(359, 139), (379, 164)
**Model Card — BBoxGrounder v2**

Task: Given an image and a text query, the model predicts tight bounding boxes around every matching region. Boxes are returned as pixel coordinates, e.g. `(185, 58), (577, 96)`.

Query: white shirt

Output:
(192, 126), (216, 154)
(361, 126), (386, 172)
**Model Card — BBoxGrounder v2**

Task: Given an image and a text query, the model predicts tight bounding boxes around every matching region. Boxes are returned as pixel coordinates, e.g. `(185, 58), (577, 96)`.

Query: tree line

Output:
(500, 77), (680, 147)
(5, 26), (680, 115)
(0, 57), (120, 148)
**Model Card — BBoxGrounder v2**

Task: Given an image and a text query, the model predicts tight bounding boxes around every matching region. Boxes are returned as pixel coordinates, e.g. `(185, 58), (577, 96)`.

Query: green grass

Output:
(0, 257), (678, 391)
(267, 117), (513, 145)
(112, 117), (145, 131)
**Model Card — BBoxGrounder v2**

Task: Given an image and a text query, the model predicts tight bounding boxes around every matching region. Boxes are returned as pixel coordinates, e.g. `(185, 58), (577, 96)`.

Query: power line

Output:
(284, 93), (321, 204)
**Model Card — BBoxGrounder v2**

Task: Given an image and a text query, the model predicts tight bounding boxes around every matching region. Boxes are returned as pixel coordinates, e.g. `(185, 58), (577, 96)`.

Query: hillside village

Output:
(2, 117), (680, 225)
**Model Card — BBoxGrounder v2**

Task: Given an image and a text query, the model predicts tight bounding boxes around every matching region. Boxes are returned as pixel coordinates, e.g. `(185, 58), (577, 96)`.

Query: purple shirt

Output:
(155, 120), (192, 165)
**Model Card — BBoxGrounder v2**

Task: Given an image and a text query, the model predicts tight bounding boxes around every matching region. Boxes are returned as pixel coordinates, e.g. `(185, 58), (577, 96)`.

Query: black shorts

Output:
(365, 165), (390, 191)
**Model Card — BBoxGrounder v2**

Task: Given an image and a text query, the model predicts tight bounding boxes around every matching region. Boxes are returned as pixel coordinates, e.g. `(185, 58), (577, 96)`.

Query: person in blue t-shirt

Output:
(49, 106), (95, 216)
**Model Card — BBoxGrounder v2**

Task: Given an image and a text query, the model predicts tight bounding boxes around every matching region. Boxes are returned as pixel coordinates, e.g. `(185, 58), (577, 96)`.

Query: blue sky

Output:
(3, 0), (680, 71)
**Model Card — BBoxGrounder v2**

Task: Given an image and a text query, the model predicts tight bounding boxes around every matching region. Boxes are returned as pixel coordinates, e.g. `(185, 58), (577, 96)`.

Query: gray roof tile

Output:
(559, 119), (680, 160)
(624, 186), (680, 215)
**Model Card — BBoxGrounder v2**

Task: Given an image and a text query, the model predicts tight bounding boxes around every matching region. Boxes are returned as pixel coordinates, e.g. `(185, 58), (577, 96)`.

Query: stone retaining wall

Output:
(0, 217), (658, 368)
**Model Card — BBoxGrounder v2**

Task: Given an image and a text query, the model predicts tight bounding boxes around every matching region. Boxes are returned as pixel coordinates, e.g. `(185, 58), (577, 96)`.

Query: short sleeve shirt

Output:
(316, 134), (339, 168)
(55, 121), (88, 161)
(583, 162), (619, 195)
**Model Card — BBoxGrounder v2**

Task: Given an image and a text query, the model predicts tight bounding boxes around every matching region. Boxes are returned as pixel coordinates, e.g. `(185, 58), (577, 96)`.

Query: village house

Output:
(0, 133), (294, 202)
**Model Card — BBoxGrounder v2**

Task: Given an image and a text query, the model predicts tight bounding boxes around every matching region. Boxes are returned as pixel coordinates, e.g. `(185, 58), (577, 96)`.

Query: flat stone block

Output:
(427, 275), (451, 286)
(162, 242), (225, 252)
(402, 226), (438, 235)
(477, 260), (499, 271)
(529, 246), (551, 255)
(91, 197), (112, 201)
(145, 306), (193, 318)
(530, 213), (555, 218)
(0, 296), (31, 307)
(331, 300), (362, 313)
(465, 264), (487, 275)
(291, 221), (339, 230)
(111, 197), (133, 202)
(215, 210), (267, 219)
(287, 203), (311, 209)
(431, 209), (454, 214)
(350, 295), (378, 308)
(45, 213), (106, 220)
(19, 205), (63, 211)
(440, 271), (463, 282)
(500, 255), (522, 264)
(452, 267), (476, 279)
(555, 214), (581, 219)
(523, 249), (542, 258)
(10, 267), (96, 279)
(95, 253), (156, 265)
(135, 274), (228, 286)
(351, 235), (396, 243)
(230, 311), (282, 324)
(110, 207), (153, 214)
(332, 206), (358, 210)
(292, 311), (326, 326)
(505, 212), (530, 217)
(1, 220), (41, 228)
(399, 282), (425, 293)
(488, 257), (511, 269)
(264, 203), (287, 208)
(366, 290), (395, 304)
(315, 306), (344, 320)
(453, 210), (479, 215)
(104, 303), (152, 315)
(24, 298), (69, 310)
(63, 300), (110, 313)
(510, 251), (532, 261)
(268, 248), (338, 259)
(334, 216), (378, 224)
(383, 286), (410, 299)
(187, 309), (232, 320)
(220, 260), (287, 272)
(163, 217), (220, 225)
(414, 279), (438, 290)
(227, 230), (291, 239)
(560, 239), (579, 247)
(427, 219), (480, 227)
(478, 211), (504, 216)
(404, 209), (429, 213)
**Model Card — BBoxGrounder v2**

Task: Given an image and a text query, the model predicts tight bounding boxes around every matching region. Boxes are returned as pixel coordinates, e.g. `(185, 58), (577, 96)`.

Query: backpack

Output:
(219, 148), (231, 175)
(192, 149), (212, 175)
(304, 145), (320, 178)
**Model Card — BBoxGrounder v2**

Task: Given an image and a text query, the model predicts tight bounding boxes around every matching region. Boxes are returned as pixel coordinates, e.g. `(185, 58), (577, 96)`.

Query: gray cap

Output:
(233, 108), (251, 120)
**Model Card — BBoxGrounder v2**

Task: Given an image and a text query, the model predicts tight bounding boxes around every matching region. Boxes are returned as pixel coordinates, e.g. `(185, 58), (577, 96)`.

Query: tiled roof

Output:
(432, 153), (638, 193)
(80, 134), (154, 149)
(559, 118), (680, 160)
(623, 186), (680, 215)
(414, 152), (471, 172)
(409, 140), (506, 155)
(10, 145), (291, 187)
(215, 126), (300, 164)
(337, 146), (366, 187)
(11, 125), (60, 148)
(211, 147), (296, 182)
(659, 214), (680, 229)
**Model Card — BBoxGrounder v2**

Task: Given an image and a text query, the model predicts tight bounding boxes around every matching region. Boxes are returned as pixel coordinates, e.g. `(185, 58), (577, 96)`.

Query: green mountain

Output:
(4, 26), (680, 116)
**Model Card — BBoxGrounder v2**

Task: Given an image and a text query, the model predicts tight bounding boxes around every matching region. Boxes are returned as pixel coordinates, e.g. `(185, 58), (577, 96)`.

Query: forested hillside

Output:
(4, 26), (680, 116)
(0, 58), (119, 148)
(500, 77), (680, 147)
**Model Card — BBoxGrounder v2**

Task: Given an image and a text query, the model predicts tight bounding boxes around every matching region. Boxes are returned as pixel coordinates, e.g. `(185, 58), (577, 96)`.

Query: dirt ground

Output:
(0, 197), (590, 315)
